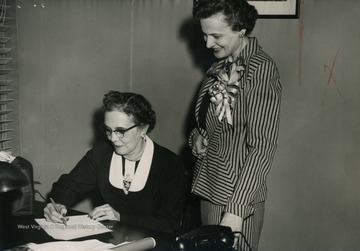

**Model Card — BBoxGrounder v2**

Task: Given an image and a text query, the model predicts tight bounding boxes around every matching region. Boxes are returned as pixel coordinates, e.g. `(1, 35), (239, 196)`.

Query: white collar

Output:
(109, 136), (154, 192)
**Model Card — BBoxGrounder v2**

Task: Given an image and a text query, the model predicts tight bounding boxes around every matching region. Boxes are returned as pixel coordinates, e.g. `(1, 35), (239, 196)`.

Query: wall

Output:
(15, 0), (360, 250)
(254, 1), (360, 250)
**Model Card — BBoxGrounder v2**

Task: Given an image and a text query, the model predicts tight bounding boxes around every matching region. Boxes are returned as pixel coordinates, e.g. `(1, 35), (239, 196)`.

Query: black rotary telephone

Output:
(172, 225), (234, 251)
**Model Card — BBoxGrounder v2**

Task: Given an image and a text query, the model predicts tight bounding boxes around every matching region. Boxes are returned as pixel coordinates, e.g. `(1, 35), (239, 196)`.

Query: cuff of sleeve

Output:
(225, 202), (255, 220)
(188, 128), (199, 148)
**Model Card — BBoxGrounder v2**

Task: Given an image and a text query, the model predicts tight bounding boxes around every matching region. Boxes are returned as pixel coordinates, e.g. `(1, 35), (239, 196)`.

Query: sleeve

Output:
(225, 60), (282, 219)
(189, 127), (202, 158)
(49, 148), (98, 208)
(121, 156), (186, 234)
(188, 127), (199, 149)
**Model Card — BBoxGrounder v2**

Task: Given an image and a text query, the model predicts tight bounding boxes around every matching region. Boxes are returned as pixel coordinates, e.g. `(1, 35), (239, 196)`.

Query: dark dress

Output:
(50, 138), (185, 234)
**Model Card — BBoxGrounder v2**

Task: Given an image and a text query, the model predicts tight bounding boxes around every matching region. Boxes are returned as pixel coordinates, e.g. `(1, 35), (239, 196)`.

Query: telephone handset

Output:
(172, 225), (234, 251)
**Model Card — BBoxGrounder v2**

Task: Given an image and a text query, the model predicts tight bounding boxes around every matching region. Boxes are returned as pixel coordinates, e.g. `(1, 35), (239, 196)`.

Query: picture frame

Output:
(248, 0), (300, 19)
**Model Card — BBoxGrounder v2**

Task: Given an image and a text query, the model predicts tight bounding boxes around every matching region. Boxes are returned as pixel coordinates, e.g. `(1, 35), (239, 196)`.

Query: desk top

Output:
(2, 201), (175, 251)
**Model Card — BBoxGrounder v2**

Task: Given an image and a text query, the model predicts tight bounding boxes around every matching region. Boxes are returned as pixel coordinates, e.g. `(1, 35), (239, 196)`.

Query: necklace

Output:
(121, 138), (145, 194)
(122, 157), (140, 195)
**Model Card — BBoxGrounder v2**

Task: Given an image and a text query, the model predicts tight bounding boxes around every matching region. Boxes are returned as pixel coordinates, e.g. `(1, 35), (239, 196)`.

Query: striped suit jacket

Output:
(190, 37), (281, 220)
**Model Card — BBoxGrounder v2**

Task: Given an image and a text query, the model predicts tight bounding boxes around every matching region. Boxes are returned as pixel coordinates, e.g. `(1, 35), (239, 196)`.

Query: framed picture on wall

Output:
(248, 0), (300, 19)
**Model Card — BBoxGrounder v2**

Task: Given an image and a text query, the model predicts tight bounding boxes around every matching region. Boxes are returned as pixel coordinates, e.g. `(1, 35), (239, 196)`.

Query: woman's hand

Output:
(220, 212), (244, 251)
(44, 202), (68, 224)
(192, 131), (208, 158)
(88, 204), (120, 221)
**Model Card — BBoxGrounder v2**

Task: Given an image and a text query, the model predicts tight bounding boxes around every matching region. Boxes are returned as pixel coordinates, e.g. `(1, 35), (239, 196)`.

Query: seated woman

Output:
(44, 91), (185, 234)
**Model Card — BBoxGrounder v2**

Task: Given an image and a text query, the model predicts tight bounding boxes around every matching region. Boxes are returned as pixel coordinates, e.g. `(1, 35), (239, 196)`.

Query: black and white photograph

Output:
(0, 0), (359, 251)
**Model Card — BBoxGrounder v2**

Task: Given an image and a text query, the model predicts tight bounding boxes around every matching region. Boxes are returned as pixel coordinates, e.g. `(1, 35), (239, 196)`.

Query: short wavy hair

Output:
(102, 91), (156, 133)
(193, 0), (258, 35)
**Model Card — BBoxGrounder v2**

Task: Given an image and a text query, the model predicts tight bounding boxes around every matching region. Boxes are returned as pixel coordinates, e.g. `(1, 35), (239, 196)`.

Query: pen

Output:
(50, 197), (68, 226)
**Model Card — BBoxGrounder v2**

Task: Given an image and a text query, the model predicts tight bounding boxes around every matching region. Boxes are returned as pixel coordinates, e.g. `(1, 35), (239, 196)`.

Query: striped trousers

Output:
(200, 200), (265, 251)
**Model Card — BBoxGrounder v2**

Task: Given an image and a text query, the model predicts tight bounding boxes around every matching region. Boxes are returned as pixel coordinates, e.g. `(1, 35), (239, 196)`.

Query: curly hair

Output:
(102, 91), (156, 133)
(193, 0), (258, 35)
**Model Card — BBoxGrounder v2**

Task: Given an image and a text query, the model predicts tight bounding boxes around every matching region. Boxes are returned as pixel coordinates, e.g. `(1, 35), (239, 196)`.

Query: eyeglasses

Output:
(101, 123), (142, 138)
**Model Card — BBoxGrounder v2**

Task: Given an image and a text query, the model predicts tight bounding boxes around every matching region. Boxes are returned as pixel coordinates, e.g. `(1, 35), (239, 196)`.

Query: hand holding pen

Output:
(43, 198), (69, 225)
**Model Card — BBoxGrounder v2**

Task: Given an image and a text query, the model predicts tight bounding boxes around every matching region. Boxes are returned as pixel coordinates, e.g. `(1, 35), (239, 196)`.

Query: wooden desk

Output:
(2, 201), (175, 250)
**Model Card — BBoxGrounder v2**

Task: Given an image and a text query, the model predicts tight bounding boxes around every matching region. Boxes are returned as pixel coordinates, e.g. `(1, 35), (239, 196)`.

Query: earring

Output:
(239, 29), (246, 38)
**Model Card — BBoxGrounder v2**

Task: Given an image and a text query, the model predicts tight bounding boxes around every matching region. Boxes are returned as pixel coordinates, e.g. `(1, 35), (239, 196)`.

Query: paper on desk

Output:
(27, 239), (116, 251)
(35, 215), (112, 240)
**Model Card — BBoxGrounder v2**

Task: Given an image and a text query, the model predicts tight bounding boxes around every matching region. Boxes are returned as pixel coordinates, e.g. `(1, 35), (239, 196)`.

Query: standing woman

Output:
(189, 0), (281, 250)
(44, 91), (185, 234)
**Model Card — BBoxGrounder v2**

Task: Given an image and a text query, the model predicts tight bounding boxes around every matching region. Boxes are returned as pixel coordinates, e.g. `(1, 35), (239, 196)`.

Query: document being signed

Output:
(35, 215), (112, 240)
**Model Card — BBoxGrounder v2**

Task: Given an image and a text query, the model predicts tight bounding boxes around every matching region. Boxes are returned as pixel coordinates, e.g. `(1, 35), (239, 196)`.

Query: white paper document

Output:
(26, 239), (116, 251)
(35, 215), (112, 240)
